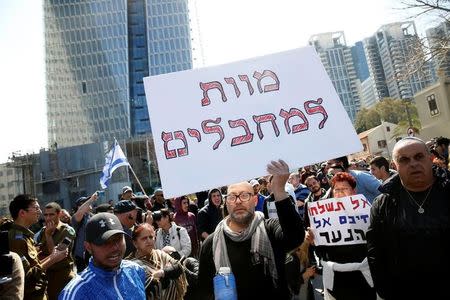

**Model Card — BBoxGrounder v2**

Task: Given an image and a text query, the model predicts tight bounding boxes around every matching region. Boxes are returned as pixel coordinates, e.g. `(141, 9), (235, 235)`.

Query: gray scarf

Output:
(212, 211), (278, 286)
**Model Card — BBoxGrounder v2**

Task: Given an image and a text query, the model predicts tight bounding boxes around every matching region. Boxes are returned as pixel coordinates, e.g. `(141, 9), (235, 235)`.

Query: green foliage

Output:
(354, 98), (421, 135)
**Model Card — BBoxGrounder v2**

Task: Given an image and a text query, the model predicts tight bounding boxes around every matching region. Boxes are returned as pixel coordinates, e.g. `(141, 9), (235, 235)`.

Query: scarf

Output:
(212, 211), (278, 287)
(321, 257), (373, 291)
(128, 249), (187, 300)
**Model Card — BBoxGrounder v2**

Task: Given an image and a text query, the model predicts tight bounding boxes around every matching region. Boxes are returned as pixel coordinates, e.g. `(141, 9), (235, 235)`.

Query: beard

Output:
(230, 208), (254, 226)
(311, 186), (321, 193)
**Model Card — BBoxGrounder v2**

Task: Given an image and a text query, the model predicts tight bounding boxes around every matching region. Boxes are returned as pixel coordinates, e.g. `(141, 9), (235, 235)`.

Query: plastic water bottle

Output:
(213, 267), (237, 300)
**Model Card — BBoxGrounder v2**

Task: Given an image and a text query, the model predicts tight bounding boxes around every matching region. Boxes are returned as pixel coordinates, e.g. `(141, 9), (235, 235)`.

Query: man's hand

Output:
(44, 220), (56, 236)
(153, 269), (165, 279)
(296, 200), (305, 207)
(267, 159), (290, 201)
(89, 192), (99, 204)
(52, 248), (68, 263)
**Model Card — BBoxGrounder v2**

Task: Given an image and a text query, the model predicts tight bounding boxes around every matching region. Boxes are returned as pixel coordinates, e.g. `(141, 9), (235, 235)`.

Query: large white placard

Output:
(307, 194), (371, 246)
(144, 46), (362, 198)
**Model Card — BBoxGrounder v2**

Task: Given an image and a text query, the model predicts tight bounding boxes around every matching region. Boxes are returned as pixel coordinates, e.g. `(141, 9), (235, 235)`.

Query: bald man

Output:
(197, 160), (304, 300)
(366, 137), (450, 300)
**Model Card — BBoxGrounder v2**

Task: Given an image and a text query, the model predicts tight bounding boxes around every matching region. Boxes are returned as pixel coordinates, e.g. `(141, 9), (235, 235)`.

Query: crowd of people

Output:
(0, 136), (449, 300)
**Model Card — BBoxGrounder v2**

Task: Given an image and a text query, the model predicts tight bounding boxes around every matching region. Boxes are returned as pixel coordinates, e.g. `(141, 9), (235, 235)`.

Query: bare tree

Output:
(398, 0), (450, 79)
(400, 0), (450, 17)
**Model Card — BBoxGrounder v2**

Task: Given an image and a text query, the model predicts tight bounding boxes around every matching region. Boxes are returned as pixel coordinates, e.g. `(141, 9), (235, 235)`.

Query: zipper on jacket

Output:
(113, 274), (124, 300)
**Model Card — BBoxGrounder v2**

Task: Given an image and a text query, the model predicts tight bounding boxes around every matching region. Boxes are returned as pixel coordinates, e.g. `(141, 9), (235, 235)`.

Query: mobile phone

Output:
(96, 190), (105, 197)
(56, 237), (72, 251)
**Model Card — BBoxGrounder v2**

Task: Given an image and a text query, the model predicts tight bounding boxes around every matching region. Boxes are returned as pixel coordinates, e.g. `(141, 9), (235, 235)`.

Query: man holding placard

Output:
(198, 160), (304, 300)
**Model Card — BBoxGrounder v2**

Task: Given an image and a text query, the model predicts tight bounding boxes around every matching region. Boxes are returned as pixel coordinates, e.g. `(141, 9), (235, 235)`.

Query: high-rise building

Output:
(351, 41), (369, 82)
(129, 0), (193, 135)
(0, 163), (24, 216)
(363, 36), (389, 101)
(45, 0), (193, 148)
(426, 21), (450, 80)
(360, 76), (377, 108)
(363, 22), (433, 102)
(309, 32), (361, 122)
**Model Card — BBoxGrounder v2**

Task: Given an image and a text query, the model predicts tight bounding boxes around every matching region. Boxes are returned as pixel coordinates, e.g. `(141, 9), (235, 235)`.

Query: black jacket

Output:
(197, 204), (223, 237)
(197, 197), (304, 300)
(366, 166), (450, 299)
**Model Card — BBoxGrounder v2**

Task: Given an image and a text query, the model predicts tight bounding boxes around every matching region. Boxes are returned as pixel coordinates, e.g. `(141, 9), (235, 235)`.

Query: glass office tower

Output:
(309, 32), (361, 123)
(45, 0), (192, 147)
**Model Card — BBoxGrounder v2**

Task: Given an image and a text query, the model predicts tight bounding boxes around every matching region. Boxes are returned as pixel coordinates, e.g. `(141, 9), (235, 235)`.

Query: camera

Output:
(0, 231), (13, 283)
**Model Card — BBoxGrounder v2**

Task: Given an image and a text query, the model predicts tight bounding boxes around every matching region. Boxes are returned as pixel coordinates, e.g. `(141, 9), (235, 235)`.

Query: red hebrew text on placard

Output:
(201, 118), (225, 150)
(228, 119), (254, 146)
(253, 70), (280, 93)
(279, 108), (309, 134)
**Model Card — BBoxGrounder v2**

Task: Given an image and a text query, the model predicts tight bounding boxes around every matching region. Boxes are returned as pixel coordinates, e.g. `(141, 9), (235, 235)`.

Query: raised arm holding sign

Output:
(144, 47), (362, 198)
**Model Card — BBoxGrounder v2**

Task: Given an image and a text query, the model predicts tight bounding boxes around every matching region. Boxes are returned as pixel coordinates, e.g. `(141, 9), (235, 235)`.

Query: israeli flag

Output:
(99, 140), (129, 189)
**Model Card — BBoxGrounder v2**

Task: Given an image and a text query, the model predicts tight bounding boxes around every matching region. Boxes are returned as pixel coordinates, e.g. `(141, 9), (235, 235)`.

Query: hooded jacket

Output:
(174, 197), (199, 257)
(197, 189), (223, 238)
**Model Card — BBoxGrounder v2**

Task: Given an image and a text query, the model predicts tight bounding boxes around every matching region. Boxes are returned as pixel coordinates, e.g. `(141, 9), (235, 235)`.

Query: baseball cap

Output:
(114, 200), (137, 214)
(75, 196), (89, 206)
(95, 203), (114, 214)
(85, 213), (125, 245)
(122, 186), (133, 194)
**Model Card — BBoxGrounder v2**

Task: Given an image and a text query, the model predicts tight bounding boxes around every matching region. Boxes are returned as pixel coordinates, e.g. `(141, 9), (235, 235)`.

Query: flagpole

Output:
(128, 164), (147, 196)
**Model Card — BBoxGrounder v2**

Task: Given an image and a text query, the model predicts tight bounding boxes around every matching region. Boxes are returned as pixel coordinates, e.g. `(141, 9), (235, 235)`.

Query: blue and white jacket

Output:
(59, 259), (145, 300)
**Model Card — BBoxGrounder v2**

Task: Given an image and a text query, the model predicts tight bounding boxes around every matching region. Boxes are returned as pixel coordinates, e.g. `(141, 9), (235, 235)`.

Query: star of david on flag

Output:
(99, 140), (129, 189)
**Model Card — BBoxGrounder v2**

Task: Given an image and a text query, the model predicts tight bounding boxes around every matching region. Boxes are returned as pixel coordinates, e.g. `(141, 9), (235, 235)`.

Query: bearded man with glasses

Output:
(197, 160), (304, 300)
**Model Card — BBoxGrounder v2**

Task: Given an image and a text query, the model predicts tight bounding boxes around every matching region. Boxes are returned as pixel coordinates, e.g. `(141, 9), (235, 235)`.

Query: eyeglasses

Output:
(225, 192), (253, 203)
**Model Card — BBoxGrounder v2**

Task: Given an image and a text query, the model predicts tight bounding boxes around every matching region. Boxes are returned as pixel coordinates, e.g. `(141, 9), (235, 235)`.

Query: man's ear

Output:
(84, 241), (92, 254)
(18, 209), (27, 219)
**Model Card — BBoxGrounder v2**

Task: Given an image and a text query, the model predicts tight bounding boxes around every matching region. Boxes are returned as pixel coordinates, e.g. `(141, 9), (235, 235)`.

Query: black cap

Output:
(114, 200), (137, 214)
(95, 203), (114, 214)
(76, 196), (89, 206)
(85, 213), (125, 245)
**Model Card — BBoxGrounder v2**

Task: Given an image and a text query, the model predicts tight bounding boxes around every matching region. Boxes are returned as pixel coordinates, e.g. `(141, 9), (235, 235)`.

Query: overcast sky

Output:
(0, 0), (437, 163)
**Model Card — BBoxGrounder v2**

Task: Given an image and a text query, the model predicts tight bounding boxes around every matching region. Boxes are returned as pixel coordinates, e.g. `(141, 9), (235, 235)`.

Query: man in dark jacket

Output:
(197, 160), (304, 300)
(196, 188), (223, 241)
(367, 137), (450, 300)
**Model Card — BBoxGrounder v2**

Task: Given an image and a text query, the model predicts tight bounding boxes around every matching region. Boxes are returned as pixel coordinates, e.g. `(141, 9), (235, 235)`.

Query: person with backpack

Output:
(154, 208), (191, 258)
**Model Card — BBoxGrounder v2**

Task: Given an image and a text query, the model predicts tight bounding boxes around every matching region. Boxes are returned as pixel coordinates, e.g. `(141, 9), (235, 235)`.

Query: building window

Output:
(82, 82), (87, 94)
(377, 140), (387, 148)
(386, 126), (390, 132)
(427, 94), (439, 116)
(363, 144), (367, 151)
